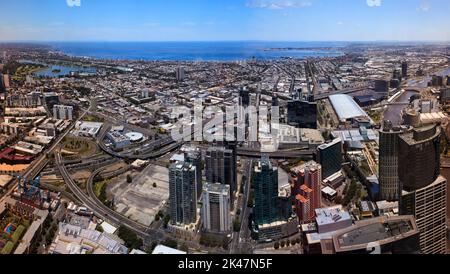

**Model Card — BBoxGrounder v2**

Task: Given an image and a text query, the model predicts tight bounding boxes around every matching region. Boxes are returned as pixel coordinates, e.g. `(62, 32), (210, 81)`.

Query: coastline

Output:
(45, 41), (347, 62)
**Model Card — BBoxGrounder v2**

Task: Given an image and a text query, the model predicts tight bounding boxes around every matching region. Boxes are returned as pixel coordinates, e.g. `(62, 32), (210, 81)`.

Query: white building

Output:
(152, 245), (186, 254)
(53, 105), (74, 121)
(50, 223), (128, 254)
(201, 183), (231, 233)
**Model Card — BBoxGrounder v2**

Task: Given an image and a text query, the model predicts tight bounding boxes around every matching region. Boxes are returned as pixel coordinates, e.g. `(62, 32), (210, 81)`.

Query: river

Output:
(382, 90), (419, 126)
(383, 67), (450, 126)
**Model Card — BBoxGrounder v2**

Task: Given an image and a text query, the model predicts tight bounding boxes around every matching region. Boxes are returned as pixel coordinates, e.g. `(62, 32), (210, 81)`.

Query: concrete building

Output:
(400, 176), (447, 254)
(53, 105), (73, 121)
(50, 223), (128, 254)
(201, 183), (231, 233)
(169, 161), (197, 226)
(73, 121), (103, 138)
(325, 216), (420, 254)
(205, 147), (236, 201)
(106, 131), (131, 149)
(317, 138), (343, 180)
(315, 206), (353, 234)
(176, 67), (185, 82)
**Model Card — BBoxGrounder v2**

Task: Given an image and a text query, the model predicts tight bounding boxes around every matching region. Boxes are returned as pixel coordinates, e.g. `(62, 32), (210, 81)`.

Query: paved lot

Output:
(109, 164), (169, 226)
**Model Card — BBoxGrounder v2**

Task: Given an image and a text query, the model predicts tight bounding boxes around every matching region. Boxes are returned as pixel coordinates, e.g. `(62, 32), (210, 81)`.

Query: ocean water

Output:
(47, 41), (347, 61)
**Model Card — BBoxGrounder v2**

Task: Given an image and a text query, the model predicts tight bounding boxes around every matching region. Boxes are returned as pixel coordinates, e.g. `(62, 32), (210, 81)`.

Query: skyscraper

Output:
(201, 183), (231, 233)
(374, 79), (389, 93)
(175, 67), (185, 82)
(239, 86), (250, 107)
(184, 148), (203, 200)
(253, 156), (282, 225)
(393, 69), (402, 82)
(317, 138), (343, 180)
(402, 61), (408, 78)
(169, 161), (197, 226)
(0, 73), (5, 93)
(398, 124), (440, 190)
(287, 100), (318, 129)
(205, 147), (236, 202)
(291, 161), (322, 223)
(379, 121), (407, 201)
(400, 176), (447, 254)
(398, 124), (447, 254)
(53, 105), (74, 121)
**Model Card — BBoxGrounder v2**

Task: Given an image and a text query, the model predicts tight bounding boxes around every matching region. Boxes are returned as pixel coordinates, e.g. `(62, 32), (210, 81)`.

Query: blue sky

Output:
(0, 0), (449, 41)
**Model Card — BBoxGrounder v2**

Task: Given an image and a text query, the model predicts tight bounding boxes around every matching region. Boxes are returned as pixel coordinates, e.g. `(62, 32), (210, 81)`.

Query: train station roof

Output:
(329, 94), (368, 121)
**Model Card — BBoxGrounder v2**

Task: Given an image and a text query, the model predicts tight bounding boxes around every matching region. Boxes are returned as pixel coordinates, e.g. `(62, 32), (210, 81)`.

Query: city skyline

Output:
(0, 0), (450, 42)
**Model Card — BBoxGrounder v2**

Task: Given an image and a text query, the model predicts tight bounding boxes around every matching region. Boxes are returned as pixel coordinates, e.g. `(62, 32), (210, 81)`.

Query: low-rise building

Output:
(49, 223), (128, 254)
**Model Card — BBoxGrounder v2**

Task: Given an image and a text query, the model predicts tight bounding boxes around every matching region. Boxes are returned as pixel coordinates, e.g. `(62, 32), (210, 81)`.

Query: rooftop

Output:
(332, 216), (419, 253)
(329, 94), (368, 121)
(315, 205), (352, 227)
(152, 245), (187, 255)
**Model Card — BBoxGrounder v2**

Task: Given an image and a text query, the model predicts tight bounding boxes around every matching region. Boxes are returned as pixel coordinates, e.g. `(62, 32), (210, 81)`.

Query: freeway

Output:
(55, 151), (165, 241)
(86, 165), (130, 203)
(0, 100), (93, 201)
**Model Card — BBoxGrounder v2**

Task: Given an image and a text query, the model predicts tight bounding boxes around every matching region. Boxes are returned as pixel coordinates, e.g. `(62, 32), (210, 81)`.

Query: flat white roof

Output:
(329, 94), (368, 120)
(100, 221), (118, 234)
(322, 186), (337, 196)
(152, 245), (186, 255)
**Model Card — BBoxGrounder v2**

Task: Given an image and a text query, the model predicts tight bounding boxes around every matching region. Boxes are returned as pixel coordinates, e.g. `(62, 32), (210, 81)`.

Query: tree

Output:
(118, 226), (143, 250)
(152, 183), (157, 188)
(180, 243), (189, 252)
(274, 242), (280, 250)
(126, 175), (133, 184)
(146, 242), (158, 254)
(162, 239), (178, 249)
(280, 241), (285, 248)
(163, 215), (171, 229)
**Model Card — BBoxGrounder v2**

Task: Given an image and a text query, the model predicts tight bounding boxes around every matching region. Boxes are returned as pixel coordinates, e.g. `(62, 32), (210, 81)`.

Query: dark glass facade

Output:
(205, 147), (236, 202)
(398, 124), (440, 191)
(287, 100), (318, 129)
(253, 157), (285, 225)
(317, 138), (343, 180)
